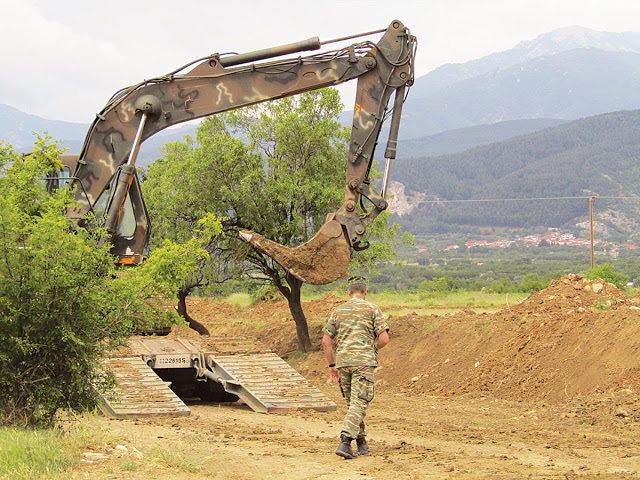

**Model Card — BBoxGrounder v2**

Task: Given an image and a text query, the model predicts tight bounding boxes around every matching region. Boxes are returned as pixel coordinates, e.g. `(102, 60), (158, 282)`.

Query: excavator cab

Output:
(50, 154), (150, 265)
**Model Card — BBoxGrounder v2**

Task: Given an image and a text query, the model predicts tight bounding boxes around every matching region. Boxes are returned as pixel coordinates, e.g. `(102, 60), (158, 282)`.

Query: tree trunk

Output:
(285, 275), (312, 352)
(177, 286), (210, 336)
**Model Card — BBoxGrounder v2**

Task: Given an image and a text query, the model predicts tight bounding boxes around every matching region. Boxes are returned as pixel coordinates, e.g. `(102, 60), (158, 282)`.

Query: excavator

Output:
(47, 20), (416, 417)
(52, 19), (416, 285)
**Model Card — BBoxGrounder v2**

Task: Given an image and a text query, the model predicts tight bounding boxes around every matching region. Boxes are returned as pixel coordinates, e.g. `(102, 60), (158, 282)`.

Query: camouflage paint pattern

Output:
(67, 20), (415, 276)
(338, 365), (375, 439)
(56, 155), (150, 264)
(322, 297), (389, 367)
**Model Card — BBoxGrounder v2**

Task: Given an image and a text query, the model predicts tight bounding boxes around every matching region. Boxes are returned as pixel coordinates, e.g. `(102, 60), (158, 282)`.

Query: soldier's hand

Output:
(330, 366), (339, 383)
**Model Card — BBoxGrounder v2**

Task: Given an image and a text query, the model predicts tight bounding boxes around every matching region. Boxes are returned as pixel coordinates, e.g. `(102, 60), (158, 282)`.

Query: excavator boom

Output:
(62, 20), (416, 284)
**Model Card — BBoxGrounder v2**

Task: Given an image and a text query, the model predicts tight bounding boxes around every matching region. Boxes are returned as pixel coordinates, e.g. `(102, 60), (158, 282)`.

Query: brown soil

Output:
(239, 221), (350, 285)
(75, 274), (640, 479)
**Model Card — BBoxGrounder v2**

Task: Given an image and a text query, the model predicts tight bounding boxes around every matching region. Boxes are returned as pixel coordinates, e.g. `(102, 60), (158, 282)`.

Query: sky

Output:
(1, 0), (639, 123)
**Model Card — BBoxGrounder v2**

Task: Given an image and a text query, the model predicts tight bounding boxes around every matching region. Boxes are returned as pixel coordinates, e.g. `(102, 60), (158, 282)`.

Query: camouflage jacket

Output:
(322, 297), (389, 367)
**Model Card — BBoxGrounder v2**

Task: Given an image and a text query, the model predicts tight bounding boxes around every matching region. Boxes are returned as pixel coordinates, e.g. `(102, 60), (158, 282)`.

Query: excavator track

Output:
(97, 336), (335, 418)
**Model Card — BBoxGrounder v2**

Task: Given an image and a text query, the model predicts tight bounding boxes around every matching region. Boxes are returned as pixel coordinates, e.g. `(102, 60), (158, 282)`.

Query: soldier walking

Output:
(322, 281), (390, 459)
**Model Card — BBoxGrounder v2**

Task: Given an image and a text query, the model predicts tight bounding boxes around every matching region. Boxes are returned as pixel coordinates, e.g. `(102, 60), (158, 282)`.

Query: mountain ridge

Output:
(390, 109), (640, 241)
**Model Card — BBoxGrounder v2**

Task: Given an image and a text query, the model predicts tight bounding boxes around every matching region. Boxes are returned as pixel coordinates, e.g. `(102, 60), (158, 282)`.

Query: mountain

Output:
(389, 110), (640, 241)
(411, 26), (640, 99)
(400, 27), (640, 139)
(398, 118), (567, 157)
(0, 104), (197, 167)
(0, 104), (87, 153)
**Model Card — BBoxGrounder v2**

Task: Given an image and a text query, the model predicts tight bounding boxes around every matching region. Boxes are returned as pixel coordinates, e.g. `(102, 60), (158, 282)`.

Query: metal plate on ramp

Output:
(101, 336), (336, 416)
(99, 355), (190, 419)
(204, 350), (337, 414)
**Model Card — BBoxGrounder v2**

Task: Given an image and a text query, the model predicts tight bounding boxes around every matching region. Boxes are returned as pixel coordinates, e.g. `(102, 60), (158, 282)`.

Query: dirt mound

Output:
(171, 278), (640, 408)
(379, 274), (640, 405)
(508, 273), (637, 317)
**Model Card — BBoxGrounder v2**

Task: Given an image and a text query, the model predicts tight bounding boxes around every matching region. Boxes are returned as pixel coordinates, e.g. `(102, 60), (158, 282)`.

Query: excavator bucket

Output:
(239, 219), (351, 285)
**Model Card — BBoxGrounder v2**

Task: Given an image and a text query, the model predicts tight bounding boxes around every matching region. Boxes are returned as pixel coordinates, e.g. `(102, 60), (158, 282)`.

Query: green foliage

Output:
(144, 88), (409, 288)
(518, 273), (550, 292)
(416, 276), (452, 299)
(143, 91), (350, 291)
(586, 263), (629, 289)
(253, 284), (281, 303)
(486, 278), (517, 294)
(0, 138), (188, 427)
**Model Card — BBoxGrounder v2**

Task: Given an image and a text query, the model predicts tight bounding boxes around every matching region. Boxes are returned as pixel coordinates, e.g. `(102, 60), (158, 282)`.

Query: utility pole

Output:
(589, 196), (595, 269)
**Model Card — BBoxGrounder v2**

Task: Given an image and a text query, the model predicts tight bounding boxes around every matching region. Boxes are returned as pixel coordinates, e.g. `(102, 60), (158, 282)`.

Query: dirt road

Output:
(74, 384), (639, 479)
(72, 275), (640, 479)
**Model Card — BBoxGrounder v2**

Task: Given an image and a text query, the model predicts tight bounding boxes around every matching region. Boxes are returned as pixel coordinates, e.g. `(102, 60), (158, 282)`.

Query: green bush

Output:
(417, 276), (454, 295)
(586, 263), (629, 289)
(0, 138), (190, 427)
(487, 278), (517, 294)
(518, 273), (550, 292)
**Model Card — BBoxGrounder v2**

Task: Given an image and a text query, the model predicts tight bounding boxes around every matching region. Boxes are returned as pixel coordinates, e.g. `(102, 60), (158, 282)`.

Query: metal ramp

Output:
(205, 351), (337, 413)
(99, 355), (191, 419)
(98, 336), (335, 418)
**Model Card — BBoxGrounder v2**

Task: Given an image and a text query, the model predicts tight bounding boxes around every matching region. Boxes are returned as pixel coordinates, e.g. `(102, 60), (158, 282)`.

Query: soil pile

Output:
(383, 274), (640, 406)
(172, 274), (640, 409)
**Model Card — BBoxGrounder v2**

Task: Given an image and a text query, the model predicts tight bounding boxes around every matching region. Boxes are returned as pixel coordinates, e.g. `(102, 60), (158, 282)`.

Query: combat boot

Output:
(335, 434), (358, 459)
(356, 436), (369, 455)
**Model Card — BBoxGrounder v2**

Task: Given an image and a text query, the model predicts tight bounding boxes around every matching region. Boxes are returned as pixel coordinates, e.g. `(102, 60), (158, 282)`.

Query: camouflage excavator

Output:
(54, 19), (416, 284)
(47, 20), (416, 417)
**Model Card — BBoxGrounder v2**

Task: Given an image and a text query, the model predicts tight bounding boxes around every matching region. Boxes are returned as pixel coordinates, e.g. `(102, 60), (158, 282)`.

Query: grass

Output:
(366, 291), (528, 317)
(474, 318), (494, 334)
(0, 427), (77, 479)
(0, 413), (206, 480)
(148, 445), (202, 473)
(219, 289), (528, 316)
(0, 412), (132, 480)
(0, 414), (113, 480)
(224, 292), (253, 310)
(227, 317), (266, 330)
(591, 296), (611, 312)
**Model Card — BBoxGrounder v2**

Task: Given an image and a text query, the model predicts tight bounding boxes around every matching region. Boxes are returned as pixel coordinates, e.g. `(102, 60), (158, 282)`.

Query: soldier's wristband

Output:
(329, 363), (335, 368)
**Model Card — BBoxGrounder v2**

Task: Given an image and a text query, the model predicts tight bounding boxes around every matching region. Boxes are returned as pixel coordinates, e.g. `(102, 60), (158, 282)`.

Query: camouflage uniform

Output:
(323, 297), (389, 439)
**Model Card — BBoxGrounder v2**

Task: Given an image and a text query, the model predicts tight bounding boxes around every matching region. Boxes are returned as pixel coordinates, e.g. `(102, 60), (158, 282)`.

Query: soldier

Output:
(322, 281), (389, 459)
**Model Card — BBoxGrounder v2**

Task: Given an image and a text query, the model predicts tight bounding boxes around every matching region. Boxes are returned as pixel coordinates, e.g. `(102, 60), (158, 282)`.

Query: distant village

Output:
(416, 231), (639, 253)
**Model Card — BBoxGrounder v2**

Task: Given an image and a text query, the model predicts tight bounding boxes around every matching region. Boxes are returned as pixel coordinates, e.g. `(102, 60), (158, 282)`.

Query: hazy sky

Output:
(1, 0), (639, 122)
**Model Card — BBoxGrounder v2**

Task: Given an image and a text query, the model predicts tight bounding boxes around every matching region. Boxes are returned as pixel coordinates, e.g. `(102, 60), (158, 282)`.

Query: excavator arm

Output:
(68, 20), (416, 284)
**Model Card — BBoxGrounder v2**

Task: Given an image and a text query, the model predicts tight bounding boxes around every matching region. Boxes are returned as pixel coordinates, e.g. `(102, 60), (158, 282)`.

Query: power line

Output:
(418, 195), (640, 205)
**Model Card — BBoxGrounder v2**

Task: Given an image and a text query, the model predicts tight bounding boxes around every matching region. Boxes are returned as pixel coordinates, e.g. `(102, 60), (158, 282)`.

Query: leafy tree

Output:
(417, 277), (453, 297)
(0, 138), (192, 426)
(518, 273), (550, 292)
(487, 278), (517, 294)
(143, 88), (409, 351)
(586, 263), (629, 289)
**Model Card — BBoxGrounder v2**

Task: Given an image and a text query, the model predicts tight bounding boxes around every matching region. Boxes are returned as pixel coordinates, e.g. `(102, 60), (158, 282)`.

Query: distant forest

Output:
(392, 110), (640, 240)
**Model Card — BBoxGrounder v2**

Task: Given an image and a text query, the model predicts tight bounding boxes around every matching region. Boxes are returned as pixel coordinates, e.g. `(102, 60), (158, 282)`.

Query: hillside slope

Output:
(391, 110), (640, 237)
(402, 49), (640, 138)
(399, 118), (567, 157)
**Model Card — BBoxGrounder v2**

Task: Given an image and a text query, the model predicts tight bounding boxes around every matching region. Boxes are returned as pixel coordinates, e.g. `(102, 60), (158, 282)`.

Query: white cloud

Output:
(1, 0), (639, 122)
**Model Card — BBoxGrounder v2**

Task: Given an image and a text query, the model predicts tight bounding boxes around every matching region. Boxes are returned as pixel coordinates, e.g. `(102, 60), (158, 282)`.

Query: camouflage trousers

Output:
(338, 365), (375, 439)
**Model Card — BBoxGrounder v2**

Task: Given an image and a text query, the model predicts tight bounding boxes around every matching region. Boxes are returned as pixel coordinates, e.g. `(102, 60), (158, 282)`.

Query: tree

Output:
(0, 137), (192, 426)
(143, 88), (410, 351)
(586, 263), (629, 289)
